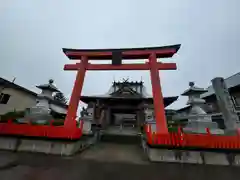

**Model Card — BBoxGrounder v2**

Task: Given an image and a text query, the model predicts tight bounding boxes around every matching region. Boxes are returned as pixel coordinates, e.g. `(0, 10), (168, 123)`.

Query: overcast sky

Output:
(0, 0), (239, 109)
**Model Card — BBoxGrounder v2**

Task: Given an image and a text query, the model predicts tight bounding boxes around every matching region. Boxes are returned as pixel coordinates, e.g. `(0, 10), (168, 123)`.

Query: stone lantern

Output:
(182, 82), (224, 134)
(24, 79), (59, 124)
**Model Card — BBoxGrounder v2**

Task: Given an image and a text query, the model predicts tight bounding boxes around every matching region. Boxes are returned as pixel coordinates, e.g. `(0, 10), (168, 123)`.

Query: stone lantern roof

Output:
(36, 79), (60, 92)
(181, 82), (207, 96)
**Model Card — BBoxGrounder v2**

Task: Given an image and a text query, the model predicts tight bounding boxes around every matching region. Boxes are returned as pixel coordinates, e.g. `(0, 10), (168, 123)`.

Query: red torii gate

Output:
(63, 45), (181, 134)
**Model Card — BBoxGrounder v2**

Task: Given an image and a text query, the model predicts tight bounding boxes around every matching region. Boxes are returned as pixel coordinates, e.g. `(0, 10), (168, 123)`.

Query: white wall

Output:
(36, 98), (49, 109)
(40, 89), (53, 98)
(0, 86), (36, 115)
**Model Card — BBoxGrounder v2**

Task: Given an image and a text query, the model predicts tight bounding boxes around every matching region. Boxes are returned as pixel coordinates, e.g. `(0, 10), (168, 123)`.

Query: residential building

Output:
(0, 77), (37, 115)
(0, 77), (68, 116)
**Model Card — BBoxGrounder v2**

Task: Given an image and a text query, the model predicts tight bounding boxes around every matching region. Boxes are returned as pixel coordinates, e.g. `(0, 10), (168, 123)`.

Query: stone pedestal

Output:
(181, 82), (223, 134)
(144, 107), (157, 133)
(183, 110), (224, 134)
(183, 119), (224, 134)
(81, 116), (93, 135)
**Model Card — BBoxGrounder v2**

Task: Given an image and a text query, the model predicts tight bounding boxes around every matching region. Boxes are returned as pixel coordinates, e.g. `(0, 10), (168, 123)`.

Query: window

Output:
(0, 93), (10, 104)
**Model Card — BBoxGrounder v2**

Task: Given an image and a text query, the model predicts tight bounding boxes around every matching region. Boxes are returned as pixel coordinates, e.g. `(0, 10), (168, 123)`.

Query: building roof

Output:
(176, 105), (191, 113)
(80, 79), (178, 107)
(63, 44), (181, 60)
(201, 72), (240, 98)
(0, 77), (38, 97)
(36, 79), (60, 92)
(0, 77), (67, 109)
(181, 82), (207, 96)
(80, 95), (178, 108)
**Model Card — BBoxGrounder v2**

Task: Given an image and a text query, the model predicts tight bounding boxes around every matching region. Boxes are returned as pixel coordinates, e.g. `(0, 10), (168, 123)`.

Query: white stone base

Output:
(146, 146), (240, 166)
(147, 148), (203, 164)
(148, 149), (177, 162)
(204, 152), (229, 165)
(181, 151), (203, 164)
(183, 128), (224, 135)
(234, 154), (240, 165)
(17, 139), (81, 156)
(0, 137), (18, 151)
(0, 136), (95, 156)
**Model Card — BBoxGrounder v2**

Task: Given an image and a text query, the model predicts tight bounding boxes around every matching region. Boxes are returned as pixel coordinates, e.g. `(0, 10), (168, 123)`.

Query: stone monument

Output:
(144, 104), (156, 132)
(212, 77), (240, 134)
(80, 106), (93, 135)
(182, 82), (224, 134)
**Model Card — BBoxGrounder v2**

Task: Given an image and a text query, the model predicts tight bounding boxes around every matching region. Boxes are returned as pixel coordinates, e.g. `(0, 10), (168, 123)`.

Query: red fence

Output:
(145, 124), (240, 149)
(0, 120), (83, 139)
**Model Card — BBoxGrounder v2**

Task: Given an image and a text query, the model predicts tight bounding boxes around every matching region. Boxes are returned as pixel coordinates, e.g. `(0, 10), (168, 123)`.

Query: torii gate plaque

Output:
(63, 45), (181, 134)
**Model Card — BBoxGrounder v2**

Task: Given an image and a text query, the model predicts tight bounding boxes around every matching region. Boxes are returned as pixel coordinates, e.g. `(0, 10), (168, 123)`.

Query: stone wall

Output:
(0, 136), (97, 156)
(145, 146), (240, 166)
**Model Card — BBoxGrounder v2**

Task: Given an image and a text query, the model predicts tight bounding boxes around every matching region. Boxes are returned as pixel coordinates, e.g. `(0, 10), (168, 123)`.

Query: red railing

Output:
(0, 120), (83, 139)
(145, 124), (240, 149)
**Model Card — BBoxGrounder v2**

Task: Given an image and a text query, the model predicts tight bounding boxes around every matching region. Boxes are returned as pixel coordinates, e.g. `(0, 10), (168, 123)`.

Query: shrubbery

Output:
(0, 110), (66, 126)
(0, 110), (25, 122)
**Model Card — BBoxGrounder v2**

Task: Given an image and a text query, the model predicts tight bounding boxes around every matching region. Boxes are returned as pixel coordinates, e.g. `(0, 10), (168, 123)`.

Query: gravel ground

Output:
(0, 143), (239, 180)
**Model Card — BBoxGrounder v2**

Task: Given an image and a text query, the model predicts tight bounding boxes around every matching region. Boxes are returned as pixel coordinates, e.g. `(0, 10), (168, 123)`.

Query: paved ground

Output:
(79, 143), (148, 164)
(103, 127), (139, 136)
(0, 143), (240, 180)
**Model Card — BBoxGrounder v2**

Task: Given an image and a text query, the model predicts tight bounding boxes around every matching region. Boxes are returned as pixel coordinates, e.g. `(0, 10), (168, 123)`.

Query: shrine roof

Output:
(80, 79), (178, 107)
(107, 81), (153, 98)
(62, 44), (181, 60)
(181, 82), (207, 96)
(181, 87), (207, 96)
(80, 95), (178, 108)
(36, 80), (60, 92)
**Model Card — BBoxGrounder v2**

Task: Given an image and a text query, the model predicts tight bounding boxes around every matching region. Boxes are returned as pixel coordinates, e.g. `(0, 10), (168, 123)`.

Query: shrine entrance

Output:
(63, 45), (181, 134)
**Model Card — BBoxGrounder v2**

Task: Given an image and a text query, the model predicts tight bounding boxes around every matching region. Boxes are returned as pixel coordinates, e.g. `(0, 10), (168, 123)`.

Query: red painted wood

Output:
(64, 63), (177, 71)
(149, 53), (168, 134)
(0, 120), (83, 139)
(145, 125), (240, 149)
(64, 56), (88, 129)
(64, 48), (177, 60)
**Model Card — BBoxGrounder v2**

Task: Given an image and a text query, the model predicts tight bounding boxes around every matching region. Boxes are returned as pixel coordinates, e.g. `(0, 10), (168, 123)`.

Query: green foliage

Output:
(168, 127), (178, 132)
(54, 92), (67, 105)
(0, 109), (66, 127)
(166, 115), (188, 132)
(51, 120), (65, 126)
(0, 110), (25, 122)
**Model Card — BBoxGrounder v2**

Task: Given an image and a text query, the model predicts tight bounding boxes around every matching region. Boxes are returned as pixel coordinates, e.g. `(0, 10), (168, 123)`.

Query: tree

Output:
(54, 92), (67, 105)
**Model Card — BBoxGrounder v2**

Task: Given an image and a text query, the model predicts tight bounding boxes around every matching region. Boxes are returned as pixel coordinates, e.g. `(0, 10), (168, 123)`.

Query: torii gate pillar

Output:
(63, 45), (181, 134)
